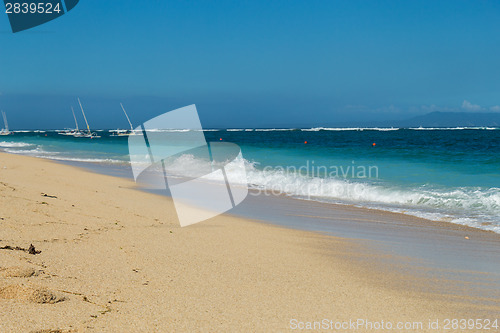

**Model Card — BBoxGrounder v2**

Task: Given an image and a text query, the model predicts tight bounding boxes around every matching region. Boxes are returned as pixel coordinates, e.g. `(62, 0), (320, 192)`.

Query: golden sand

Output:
(0, 152), (496, 332)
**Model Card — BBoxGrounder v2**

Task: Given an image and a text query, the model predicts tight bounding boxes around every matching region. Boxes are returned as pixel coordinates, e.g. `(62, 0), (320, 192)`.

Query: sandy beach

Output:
(0, 152), (498, 332)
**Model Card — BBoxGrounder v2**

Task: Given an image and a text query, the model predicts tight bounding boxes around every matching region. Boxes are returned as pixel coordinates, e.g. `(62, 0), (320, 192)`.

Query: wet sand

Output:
(232, 194), (500, 304)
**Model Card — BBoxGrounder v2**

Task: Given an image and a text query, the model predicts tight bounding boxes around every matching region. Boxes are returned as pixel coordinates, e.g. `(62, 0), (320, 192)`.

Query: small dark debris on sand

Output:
(0, 243), (41, 255)
(28, 244), (41, 255)
(41, 193), (58, 199)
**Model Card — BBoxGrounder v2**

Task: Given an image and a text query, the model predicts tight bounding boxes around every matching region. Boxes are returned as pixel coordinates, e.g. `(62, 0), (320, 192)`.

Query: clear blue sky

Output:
(1, 0), (500, 129)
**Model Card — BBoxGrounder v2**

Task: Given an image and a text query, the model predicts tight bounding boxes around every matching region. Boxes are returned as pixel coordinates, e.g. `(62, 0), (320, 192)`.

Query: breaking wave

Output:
(161, 153), (500, 233)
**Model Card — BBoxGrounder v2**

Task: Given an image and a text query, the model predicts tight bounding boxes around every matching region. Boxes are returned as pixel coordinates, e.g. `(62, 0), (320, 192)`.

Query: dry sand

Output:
(0, 152), (497, 332)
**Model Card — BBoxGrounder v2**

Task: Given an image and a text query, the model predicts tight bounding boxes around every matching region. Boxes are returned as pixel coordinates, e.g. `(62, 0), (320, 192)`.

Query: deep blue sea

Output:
(1, 127), (499, 233)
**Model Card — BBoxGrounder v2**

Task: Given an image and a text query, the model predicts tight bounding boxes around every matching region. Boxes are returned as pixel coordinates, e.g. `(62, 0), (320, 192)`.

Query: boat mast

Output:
(120, 103), (134, 131)
(2, 111), (8, 132)
(71, 106), (79, 131)
(77, 98), (91, 135)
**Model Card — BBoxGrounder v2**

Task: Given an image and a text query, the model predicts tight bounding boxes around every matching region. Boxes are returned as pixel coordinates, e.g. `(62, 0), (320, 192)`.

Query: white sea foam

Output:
(139, 128), (219, 132)
(4, 148), (46, 155)
(369, 127), (399, 131)
(224, 129), (256, 131)
(255, 128), (294, 131)
(299, 127), (498, 131)
(0, 141), (35, 148)
(302, 127), (400, 131)
(159, 154), (500, 233)
(1, 142), (124, 165)
(409, 127), (499, 130)
(139, 128), (210, 133)
(124, 127), (499, 133)
(45, 156), (124, 164)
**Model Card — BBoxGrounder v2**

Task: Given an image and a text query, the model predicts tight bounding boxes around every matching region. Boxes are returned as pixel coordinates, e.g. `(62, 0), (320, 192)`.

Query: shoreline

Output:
(1, 135), (499, 235)
(17, 153), (500, 299)
(57, 157), (500, 237)
(0, 152), (499, 331)
(1, 130), (499, 236)
(62, 156), (500, 305)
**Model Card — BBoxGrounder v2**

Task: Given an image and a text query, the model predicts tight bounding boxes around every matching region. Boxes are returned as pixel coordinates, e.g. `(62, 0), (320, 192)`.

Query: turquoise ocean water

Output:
(1, 128), (499, 233)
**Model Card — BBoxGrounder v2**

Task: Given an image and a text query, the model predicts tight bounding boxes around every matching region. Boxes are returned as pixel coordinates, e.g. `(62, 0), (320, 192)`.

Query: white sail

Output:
(0, 111), (12, 135)
(78, 97), (91, 135)
(2, 111), (8, 131)
(71, 106), (79, 131)
(59, 107), (83, 136)
(110, 103), (138, 136)
(120, 103), (134, 131)
(76, 98), (100, 139)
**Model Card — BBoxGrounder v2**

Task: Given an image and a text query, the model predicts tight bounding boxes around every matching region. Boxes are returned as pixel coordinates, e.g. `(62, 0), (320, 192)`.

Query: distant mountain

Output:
(397, 112), (500, 128)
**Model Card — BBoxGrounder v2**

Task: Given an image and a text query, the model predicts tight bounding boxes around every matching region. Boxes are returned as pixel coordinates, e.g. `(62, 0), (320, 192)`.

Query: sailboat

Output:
(110, 103), (139, 136)
(0, 111), (13, 136)
(76, 98), (100, 139)
(59, 106), (84, 136)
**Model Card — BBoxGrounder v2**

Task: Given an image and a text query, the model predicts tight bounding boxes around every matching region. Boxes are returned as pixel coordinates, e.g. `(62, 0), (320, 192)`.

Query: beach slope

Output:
(0, 153), (496, 332)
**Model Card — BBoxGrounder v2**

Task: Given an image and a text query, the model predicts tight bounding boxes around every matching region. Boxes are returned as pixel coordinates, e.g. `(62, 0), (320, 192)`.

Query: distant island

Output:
(397, 112), (500, 128)
(333, 112), (500, 128)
